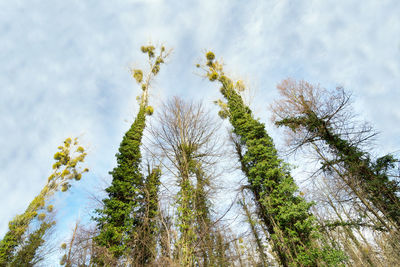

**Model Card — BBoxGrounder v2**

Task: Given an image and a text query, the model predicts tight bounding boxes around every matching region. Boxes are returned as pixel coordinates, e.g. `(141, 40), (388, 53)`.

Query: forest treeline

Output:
(1, 45), (399, 266)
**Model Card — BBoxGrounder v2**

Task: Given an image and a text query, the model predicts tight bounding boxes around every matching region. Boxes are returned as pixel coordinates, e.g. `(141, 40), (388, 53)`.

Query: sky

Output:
(1, 0), (400, 261)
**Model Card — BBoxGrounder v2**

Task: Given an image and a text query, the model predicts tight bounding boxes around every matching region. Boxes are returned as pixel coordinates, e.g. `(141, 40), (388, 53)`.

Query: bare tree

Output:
(60, 220), (118, 267)
(148, 97), (224, 266)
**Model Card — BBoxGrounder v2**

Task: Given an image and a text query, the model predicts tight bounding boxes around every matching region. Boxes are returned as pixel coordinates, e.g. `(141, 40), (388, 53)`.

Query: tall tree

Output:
(94, 45), (168, 265)
(0, 137), (88, 266)
(200, 52), (345, 266)
(271, 79), (400, 232)
(149, 97), (222, 266)
(239, 192), (269, 266)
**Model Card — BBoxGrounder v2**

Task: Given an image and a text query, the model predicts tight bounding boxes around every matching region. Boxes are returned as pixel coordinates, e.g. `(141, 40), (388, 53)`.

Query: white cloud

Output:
(0, 1), (399, 260)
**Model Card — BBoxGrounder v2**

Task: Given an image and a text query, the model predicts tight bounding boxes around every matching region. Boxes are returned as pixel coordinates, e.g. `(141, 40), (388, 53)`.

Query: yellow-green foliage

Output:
(132, 69), (143, 83)
(141, 45), (156, 57)
(61, 184), (68, 192)
(209, 72), (218, 81)
(46, 205), (54, 213)
(206, 51), (215, 61)
(213, 99), (229, 119)
(0, 137), (89, 264)
(235, 80), (245, 92)
(145, 106), (154, 116)
(133, 44), (169, 108)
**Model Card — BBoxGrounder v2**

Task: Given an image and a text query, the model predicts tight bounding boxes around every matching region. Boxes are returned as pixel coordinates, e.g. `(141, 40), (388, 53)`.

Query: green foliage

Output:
(9, 221), (55, 267)
(94, 107), (147, 258)
(175, 176), (197, 266)
(145, 105), (154, 116)
(274, 83), (400, 230)
(202, 53), (345, 266)
(205, 51), (215, 61)
(94, 108), (161, 263)
(134, 44), (168, 108)
(145, 167), (161, 223)
(0, 137), (88, 266)
(141, 45), (156, 57)
(150, 97), (222, 266)
(46, 205), (53, 213)
(132, 69), (143, 83)
(94, 45), (167, 263)
(172, 145), (200, 265)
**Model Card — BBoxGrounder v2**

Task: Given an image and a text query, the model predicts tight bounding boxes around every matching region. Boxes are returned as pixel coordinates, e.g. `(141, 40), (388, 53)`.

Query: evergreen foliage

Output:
(94, 106), (147, 258)
(94, 45), (168, 263)
(201, 52), (345, 266)
(4, 47), (400, 266)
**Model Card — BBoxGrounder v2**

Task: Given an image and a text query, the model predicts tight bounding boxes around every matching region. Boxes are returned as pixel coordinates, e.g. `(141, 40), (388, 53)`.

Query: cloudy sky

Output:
(1, 0), (399, 257)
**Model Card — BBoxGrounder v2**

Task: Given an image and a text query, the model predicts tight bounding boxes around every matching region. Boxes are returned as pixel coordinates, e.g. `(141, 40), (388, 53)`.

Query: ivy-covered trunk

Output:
(94, 45), (168, 264)
(94, 105), (148, 260)
(273, 79), (400, 232)
(0, 137), (88, 266)
(201, 52), (345, 266)
(305, 111), (399, 229)
(150, 97), (222, 266)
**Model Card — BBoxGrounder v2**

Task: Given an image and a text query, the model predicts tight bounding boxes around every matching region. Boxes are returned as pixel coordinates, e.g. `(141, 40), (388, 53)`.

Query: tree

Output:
(271, 79), (400, 232)
(0, 137), (88, 266)
(10, 220), (55, 267)
(200, 52), (345, 266)
(238, 192), (270, 266)
(94, 44), (169, 265)
(60, 220), (109, 267)
(149, 97), (222, 266)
